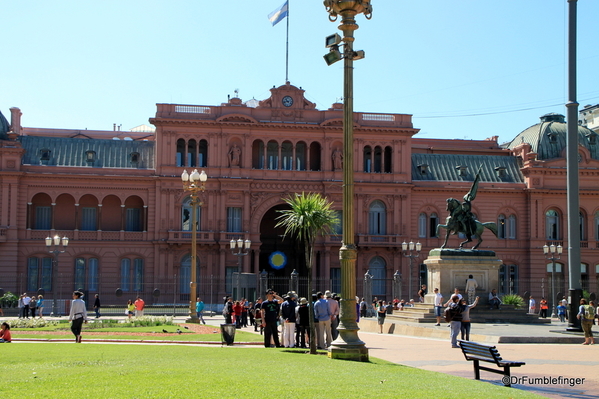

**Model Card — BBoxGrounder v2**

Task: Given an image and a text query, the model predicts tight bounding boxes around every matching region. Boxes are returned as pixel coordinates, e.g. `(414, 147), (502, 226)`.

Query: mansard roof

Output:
(506, 113), (599, 160)
(411, 153), (524, 183)
(18, 136), (154, 169)
(0, 110), (9, 139)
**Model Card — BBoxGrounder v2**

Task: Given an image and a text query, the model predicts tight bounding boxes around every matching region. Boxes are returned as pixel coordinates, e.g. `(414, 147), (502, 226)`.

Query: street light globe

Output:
(190, 169), (201, 182)
(199, 170), (208, 182)
(229, 239), (236, 250)
(181, 170), (189, 182)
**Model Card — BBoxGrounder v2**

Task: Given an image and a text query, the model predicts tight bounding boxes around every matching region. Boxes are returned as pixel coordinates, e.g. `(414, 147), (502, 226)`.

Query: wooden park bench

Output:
(458, 340), (525, 387)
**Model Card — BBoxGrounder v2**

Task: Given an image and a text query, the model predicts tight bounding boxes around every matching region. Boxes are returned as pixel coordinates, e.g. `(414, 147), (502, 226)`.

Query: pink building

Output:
(0, 83), (598, 308)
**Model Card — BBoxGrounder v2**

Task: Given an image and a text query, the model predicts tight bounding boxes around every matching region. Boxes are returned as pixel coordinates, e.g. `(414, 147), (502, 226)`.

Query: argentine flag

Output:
(268, 1), (288, 26)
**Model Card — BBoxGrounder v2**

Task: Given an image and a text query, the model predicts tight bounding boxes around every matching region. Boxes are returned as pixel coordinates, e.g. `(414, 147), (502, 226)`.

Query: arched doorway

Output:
(259, 204), (306, 282)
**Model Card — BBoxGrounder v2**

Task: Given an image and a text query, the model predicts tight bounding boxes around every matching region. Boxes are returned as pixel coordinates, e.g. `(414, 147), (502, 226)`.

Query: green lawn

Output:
(0, 344), (543, 399)
(13, 324), (263, 342)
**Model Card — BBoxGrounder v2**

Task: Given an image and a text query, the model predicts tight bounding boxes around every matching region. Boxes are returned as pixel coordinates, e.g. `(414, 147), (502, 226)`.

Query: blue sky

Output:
(2, 1), (598, 144)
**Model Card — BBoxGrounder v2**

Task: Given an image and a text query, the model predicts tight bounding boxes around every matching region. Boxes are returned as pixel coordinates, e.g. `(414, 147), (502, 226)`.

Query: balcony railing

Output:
(26, 230), (147, 241)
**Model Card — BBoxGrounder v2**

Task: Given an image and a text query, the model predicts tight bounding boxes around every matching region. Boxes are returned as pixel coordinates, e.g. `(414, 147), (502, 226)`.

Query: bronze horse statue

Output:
(437, 198), (498, 250)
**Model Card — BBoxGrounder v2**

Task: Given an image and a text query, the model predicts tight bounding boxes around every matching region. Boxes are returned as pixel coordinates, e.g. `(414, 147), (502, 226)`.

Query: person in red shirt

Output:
(134, 296), (145, 317)
(0, 322), (12, 343)
(233, 300), (243, 329)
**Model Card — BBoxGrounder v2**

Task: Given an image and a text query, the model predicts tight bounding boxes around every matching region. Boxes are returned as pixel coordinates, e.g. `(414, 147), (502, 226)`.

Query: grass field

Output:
(0, 343), (544, 399)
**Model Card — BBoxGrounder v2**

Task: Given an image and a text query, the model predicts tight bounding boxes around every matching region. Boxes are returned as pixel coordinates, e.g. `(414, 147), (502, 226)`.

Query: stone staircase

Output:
(386, 303), (551, 324)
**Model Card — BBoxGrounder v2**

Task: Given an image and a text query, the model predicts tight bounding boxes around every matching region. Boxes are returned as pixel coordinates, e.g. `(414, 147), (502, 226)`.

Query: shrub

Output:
(0, 291), (18, 308)
(86, 316), (173, 329)
(9, 318), (59, 328)
(502, 294), (525, 309)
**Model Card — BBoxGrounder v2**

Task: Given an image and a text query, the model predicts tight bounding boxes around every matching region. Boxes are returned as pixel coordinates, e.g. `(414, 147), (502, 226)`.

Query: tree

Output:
(276, 192), (339, 354)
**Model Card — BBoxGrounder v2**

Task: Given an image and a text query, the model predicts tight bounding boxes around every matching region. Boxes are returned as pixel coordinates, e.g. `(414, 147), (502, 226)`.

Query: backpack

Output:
(444, 307), (455, 323)
(583, 305), (595, 321)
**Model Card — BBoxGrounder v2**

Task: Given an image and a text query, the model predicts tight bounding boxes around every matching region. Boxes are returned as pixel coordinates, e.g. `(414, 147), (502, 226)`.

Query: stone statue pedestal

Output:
(424, 248), (501, 305)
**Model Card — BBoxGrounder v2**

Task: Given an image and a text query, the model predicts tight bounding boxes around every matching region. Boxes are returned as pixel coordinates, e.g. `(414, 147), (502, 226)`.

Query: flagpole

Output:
(285, 0), (290, 82)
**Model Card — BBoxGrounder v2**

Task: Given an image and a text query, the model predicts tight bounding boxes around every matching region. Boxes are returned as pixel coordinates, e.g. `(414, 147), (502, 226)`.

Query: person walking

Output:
(539, 298), (548, 318)
(460, 296), (479, 341)
(313, 292), (331, 349)
(22, 293), (32, 318)
(376, 300), (387, 334)
(134, 296), (145, 317)
(195, 297), (206, 324)
(126, 299), (135, 320)
(68, 291), (88, 343)
(528, 295), (536, 314)
(37, 295), (44, 318)
(465, 275), (478, 304)
(260, 290), (283, 348)
(433, 288), (443, 326)
(577, 298), (595, 345)
(93, 294), (102, 318)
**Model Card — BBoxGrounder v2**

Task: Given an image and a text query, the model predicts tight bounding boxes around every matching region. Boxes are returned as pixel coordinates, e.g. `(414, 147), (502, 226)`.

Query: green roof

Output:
(411, 153), (523, 183)
(19, 136), (154, 169)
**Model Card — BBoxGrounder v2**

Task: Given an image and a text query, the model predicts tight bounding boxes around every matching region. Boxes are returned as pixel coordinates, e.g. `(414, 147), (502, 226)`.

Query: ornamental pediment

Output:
(215, 114), (258, 124)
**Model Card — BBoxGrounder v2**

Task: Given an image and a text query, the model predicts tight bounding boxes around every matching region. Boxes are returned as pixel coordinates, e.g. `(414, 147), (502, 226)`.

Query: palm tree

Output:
(276, 192), (339, 354)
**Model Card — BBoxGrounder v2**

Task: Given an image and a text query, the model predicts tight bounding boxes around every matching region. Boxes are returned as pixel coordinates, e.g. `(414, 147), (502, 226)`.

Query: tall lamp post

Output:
(181, 169), (207, 323)
(402, 241), (421, 301)
(324, 0), (372, 362)
(46, 235), (69, 317)
(230, 238), (251, 299)
(543, 243), (562, 318)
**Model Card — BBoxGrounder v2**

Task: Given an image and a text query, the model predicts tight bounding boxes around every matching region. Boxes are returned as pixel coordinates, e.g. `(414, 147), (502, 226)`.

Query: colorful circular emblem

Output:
(269, 251), (287, 270)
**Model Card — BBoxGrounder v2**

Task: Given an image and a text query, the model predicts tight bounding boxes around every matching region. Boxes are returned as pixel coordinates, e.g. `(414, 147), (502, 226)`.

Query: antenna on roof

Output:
(234, 89), (239, 98)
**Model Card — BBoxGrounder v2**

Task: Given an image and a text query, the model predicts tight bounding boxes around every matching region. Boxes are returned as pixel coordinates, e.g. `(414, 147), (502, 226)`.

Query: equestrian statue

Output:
(436, 166), (498, 250)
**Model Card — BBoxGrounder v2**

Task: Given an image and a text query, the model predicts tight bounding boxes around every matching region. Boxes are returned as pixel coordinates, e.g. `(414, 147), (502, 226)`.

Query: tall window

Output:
(330, 268), (341, 294)
(369, 256), (386, 296)
(508, 214), (517, 239)
(384, 146), (392, 173)
(332, 210), (343, 235)
(429, 213), (438, 238)
(27, 257), (53, 291)
(368, 200), (386, 235)
(35, 206), (51, 230)
(121, 258), (143, 292)
(187, 139), (197, 167)
(498, 214), (506, 239)
(267, 141), (278, 170)
(180, 255), (199, 296)
(81, 207), (97, 231)
(74, 257), (99, 291)
(499, 264), (518, 295)
(227, 207), (242, 232)
(373, 146), (382, 173)
(418, 213), (427, 238)
(182, 197), (200, 231)
(579, 211), (586, 241)
(363, 146), (372, 172)
(296, 142), (306, 171)
(126, 208), (142, 231)
(198, 139), (208, 167)
(545, 210), (560, 240)
(595, 211), (599, 241)
(281, 141), (293, 170)
(176, 139), (185, 167)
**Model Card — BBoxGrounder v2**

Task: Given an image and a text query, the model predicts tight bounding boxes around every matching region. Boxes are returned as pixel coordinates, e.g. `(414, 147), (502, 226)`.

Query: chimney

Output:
(10, 107), (22, 135)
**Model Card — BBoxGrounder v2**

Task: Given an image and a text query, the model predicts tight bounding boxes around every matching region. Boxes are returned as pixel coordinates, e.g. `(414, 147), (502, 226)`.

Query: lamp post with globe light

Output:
(230, 238), (251, 299)
(46, 235), (69, 316)
(402, 241), (422, 302)
(181, 169), (207, 322)
(543, 243), (562, 318)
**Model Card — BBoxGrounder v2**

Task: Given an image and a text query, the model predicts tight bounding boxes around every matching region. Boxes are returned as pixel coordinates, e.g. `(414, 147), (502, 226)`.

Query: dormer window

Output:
(417, 164), (429, 175)
(130, 152), (140, 164)
(547, 132), (558, 143)
(85, 150), (96, 163)
(39, 148), (51, 160)
(456, 165), (468, 176)
(495, 166), (506, 178)
(586, 132), (597, 145)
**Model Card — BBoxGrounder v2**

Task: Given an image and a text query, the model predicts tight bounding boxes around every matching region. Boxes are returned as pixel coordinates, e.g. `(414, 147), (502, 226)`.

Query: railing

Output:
(167, 230), (215, 243)
(357, 234), (401, 246)
(26, 230), (146, 241)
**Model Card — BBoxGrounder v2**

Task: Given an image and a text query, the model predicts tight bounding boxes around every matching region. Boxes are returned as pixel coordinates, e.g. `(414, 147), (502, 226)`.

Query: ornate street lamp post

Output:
(402, 241), (422, 302)
(181, 169), (207, 323)
(543, 243), (562, 318)
(46, 235), (69, 316)
(324, 0), (372, 362)
(230, 238), (251, 299)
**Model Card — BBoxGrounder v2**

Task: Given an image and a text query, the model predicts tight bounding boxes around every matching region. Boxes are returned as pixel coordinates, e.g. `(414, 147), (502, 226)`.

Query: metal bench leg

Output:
(473, 360), (480, 380)
(503, 366), (511, 387)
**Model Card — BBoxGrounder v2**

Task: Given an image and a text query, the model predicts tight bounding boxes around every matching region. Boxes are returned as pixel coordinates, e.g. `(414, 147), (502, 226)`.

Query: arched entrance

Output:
(259, 204), (306, 280)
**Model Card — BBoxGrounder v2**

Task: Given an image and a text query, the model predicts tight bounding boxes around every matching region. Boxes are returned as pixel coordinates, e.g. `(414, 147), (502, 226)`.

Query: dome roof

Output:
(0, 110), (9, 139)
(507, 113), (599, 160)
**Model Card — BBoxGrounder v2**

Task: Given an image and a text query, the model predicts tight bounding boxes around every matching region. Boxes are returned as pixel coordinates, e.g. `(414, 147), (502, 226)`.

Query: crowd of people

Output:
(222, 289), (340, 349)
(16, 293), (45, 318)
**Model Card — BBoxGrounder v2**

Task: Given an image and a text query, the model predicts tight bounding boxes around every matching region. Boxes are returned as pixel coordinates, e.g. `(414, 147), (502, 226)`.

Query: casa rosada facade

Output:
(1, 82), (598, 305)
